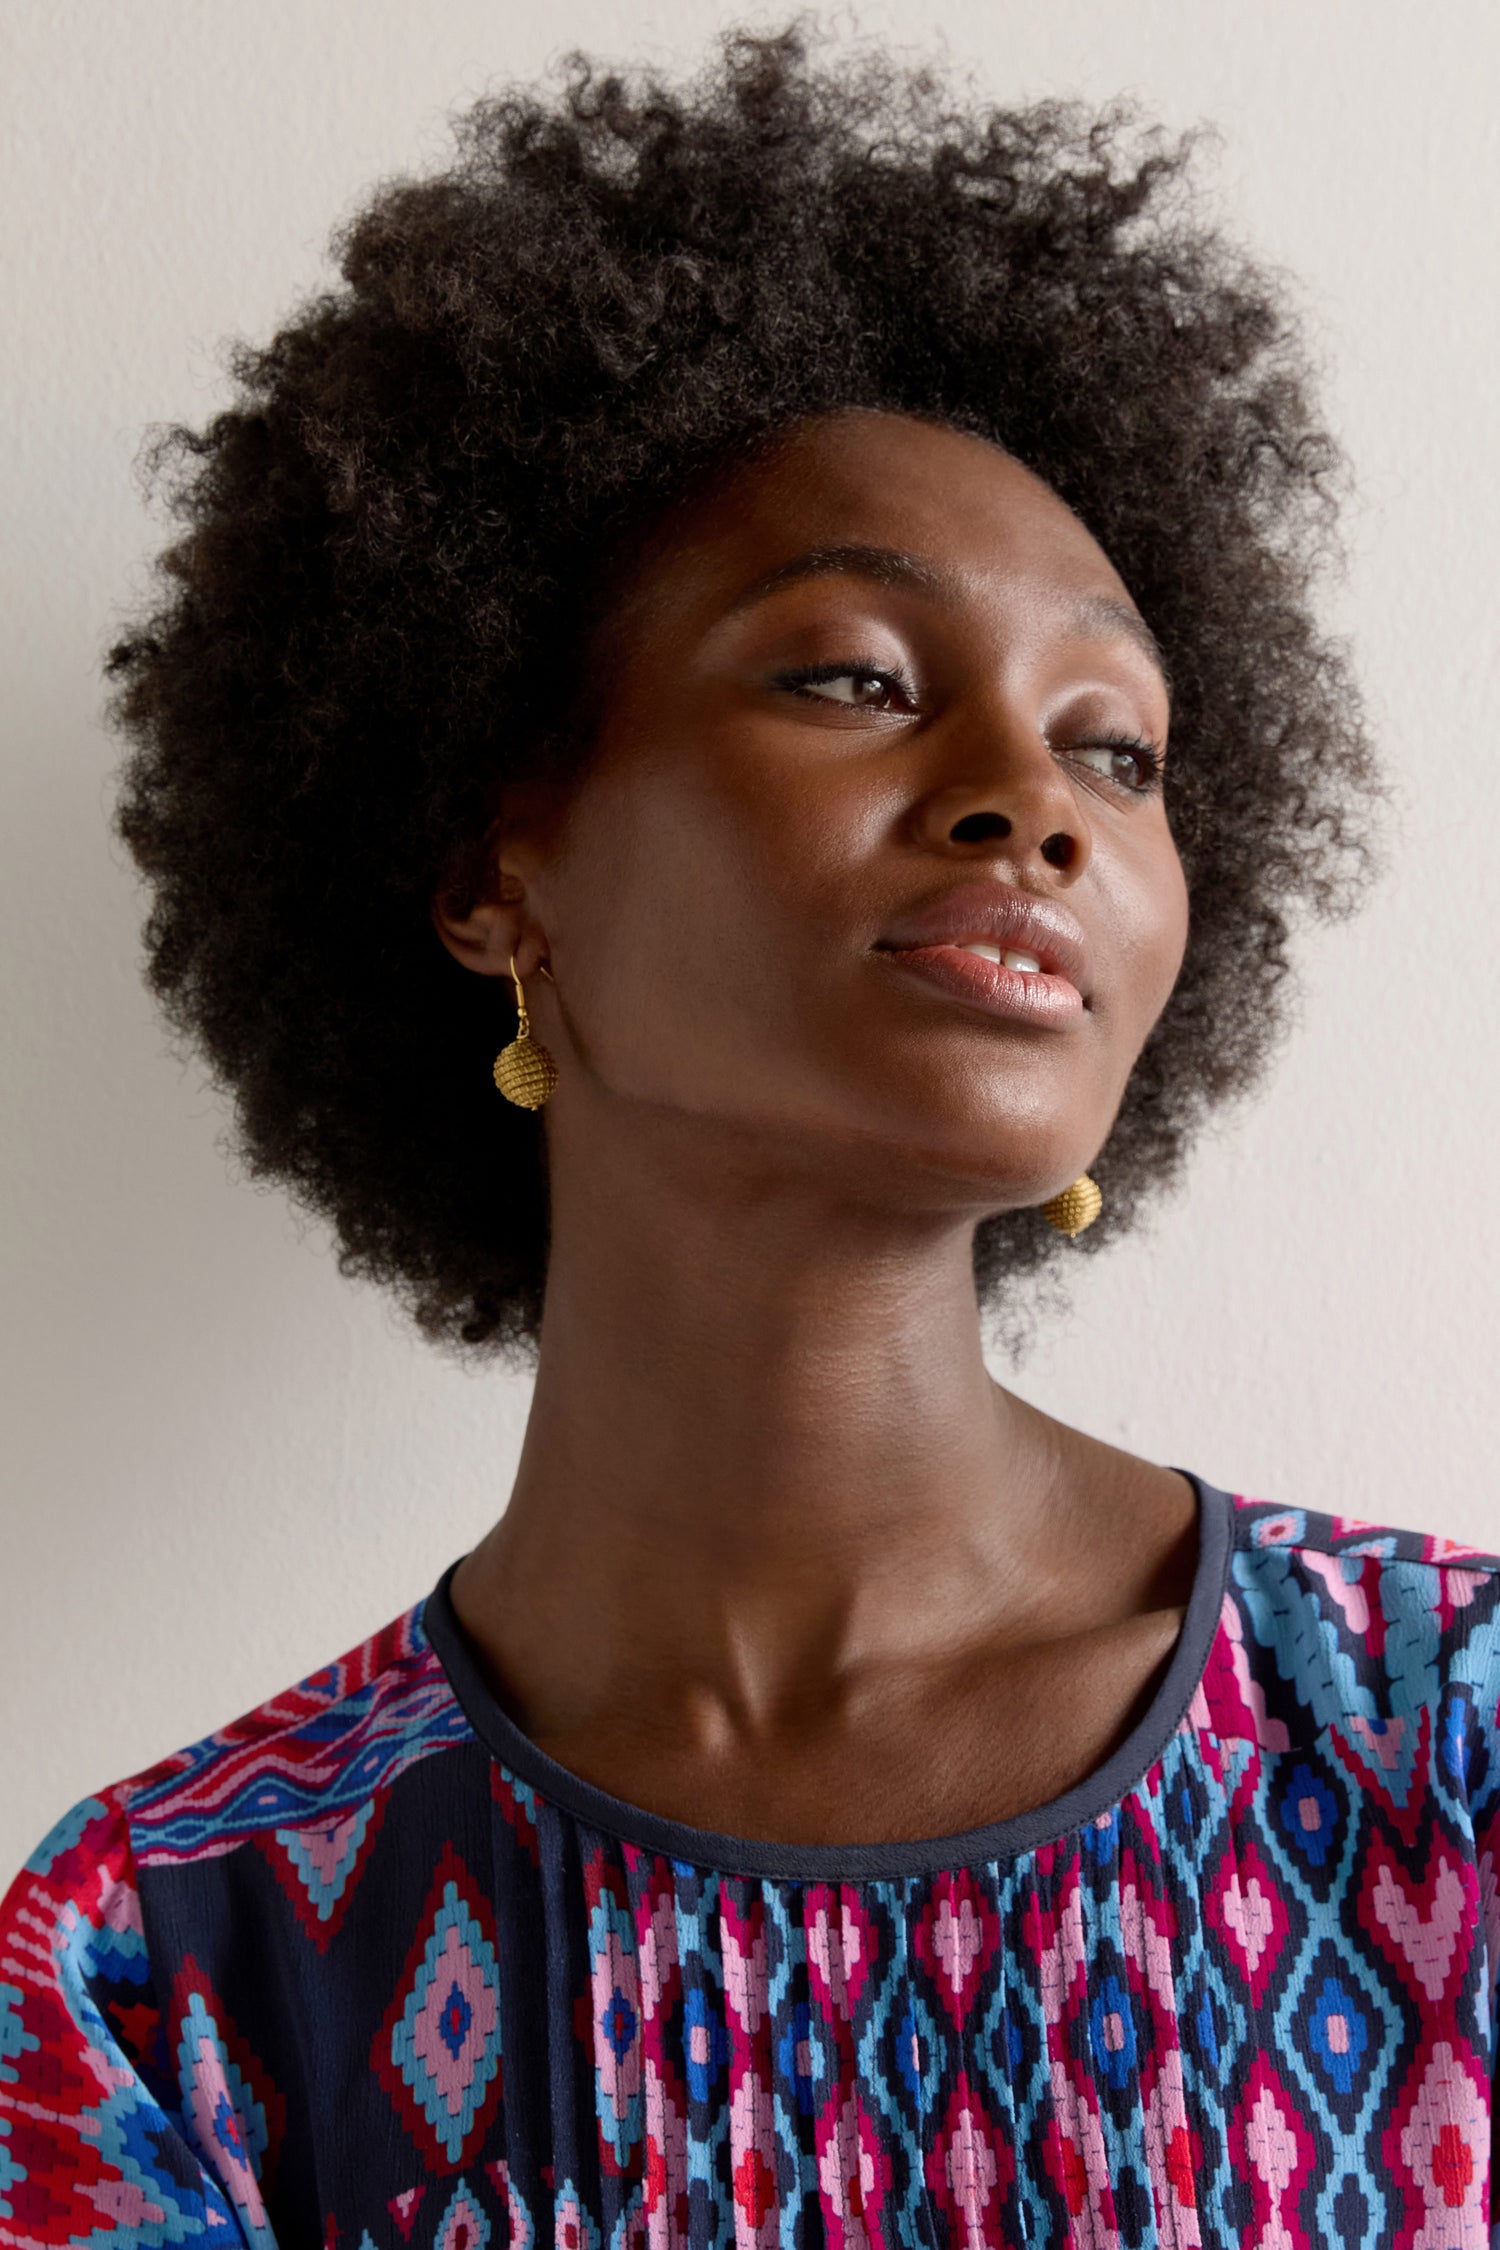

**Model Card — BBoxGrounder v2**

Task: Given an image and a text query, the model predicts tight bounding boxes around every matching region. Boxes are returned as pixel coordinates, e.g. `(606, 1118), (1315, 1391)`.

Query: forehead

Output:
(629, 410), (1132, 622)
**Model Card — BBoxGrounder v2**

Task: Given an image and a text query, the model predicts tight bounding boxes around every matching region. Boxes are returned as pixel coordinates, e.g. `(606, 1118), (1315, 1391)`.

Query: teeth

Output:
(957, 943), (1044, 972)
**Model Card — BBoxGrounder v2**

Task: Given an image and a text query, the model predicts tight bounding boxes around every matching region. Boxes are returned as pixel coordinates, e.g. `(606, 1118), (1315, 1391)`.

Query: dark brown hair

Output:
(109, 28), (1378, 1355)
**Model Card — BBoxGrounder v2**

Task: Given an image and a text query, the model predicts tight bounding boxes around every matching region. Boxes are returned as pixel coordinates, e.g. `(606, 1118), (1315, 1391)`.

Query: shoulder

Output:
(7, 1588), (471, 1911)
(121, 1591), (474, 1871)
(1207, 1490), (1500, 1746)
(0, 1591), (478, 2239)
(1233, 1494), (1500, 1575)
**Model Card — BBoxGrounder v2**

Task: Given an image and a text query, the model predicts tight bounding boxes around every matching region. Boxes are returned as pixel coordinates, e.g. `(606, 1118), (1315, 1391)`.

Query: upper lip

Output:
(875, 882), (1091, 996)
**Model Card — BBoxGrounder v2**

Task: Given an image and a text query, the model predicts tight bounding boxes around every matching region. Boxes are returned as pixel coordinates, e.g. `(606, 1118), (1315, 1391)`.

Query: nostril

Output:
(950, 811), (1011, 845)
(1041, 831), (1078, 869)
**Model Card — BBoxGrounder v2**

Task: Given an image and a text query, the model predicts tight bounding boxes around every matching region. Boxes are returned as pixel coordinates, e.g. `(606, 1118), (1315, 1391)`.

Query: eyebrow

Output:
(726, 542), (1172, 694)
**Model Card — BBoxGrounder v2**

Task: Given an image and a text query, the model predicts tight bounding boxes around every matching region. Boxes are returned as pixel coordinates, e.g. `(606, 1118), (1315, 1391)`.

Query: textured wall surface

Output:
(4, 0), (1497, 1879)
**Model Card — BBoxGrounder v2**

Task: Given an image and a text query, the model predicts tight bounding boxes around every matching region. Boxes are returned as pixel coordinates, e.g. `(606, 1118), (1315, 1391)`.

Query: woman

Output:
(3, 29), (1495, 2249)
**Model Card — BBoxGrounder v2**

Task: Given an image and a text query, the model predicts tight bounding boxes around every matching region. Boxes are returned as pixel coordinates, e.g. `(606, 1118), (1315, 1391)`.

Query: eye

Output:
(1066, 735), (1164, 793)
(776, 662), (916, 712)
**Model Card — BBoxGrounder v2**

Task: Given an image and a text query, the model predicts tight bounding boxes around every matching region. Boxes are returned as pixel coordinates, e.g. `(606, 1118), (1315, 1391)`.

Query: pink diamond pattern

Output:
(433, 2179), (491, 2250)
(373, 1846), (504, 2170)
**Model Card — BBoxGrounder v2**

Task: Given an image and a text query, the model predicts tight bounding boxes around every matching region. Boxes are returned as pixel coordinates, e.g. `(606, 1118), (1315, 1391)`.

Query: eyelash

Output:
(776, 660), (918, 708)
(1073, 733), (1165, 795)
(776, 663), (1165, 795)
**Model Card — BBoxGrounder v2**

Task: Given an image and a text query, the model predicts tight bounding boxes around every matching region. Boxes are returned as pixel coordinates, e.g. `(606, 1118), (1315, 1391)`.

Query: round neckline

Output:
(421, 1470), (1233, 1882)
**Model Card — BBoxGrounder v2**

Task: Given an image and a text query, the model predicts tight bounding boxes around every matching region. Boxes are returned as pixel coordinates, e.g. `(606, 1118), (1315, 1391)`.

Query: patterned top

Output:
(4, 1481), (1500, 2250)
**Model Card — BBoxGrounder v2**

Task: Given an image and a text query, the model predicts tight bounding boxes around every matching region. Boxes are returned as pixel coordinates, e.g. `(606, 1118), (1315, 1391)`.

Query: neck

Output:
(463, 1105), (1074, 1727)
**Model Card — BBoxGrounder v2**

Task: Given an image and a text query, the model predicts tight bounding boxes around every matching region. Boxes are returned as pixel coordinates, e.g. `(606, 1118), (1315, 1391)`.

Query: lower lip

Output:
(877, 944), (1085, 1025)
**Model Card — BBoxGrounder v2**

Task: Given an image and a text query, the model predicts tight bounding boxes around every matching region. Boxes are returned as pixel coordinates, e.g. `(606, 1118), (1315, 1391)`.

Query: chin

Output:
(824, 1110), (1095, 1214)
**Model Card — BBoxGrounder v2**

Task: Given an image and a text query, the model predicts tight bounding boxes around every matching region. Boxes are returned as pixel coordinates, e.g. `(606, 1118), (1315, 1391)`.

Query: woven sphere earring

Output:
(1041, 1173), (1103, 1238)
(492, 956), (558, 1110)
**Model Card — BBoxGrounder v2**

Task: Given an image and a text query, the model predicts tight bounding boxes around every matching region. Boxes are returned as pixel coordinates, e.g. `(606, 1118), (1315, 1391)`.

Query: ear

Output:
(432, 839), (547, 981)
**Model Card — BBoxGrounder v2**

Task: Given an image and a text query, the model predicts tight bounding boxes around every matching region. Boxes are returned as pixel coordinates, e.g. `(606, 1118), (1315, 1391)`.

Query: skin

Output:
(435, 409), (1197, 1845)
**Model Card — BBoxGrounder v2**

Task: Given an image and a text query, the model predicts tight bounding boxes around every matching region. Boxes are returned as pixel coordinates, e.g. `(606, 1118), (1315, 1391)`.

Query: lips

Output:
(878, 882), (1089, 987)
(874, 881), (1090, 1026)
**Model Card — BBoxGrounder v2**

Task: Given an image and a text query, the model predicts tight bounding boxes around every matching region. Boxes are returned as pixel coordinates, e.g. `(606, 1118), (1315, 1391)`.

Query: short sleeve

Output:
(0, 1789), (258, 2246)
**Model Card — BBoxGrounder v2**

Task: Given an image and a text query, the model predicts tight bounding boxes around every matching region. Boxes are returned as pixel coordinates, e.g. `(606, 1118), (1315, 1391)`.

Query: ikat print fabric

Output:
(5, 1484), (1500, 2248)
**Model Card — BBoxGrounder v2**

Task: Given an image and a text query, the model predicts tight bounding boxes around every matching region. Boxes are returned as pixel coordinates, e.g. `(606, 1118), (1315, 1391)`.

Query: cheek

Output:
(555, 735), (879, 969)
(1080, 812), (1190, 1073)
(1118, 837), (1191, 1032)
(541, 761), (814, 1093)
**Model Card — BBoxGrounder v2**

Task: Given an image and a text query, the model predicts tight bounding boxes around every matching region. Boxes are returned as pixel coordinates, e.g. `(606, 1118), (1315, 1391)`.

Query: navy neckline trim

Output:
(421, 1470), (1234, 1881)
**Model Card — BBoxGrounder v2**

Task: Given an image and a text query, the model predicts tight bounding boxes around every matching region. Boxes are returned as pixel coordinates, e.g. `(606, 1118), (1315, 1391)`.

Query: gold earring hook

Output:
(509, 954), (531, 1039)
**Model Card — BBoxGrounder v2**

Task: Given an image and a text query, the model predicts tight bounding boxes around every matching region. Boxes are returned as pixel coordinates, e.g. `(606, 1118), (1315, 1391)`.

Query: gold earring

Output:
(492, 956), (558, 1109)
(1042, 1174), (1102, 1238)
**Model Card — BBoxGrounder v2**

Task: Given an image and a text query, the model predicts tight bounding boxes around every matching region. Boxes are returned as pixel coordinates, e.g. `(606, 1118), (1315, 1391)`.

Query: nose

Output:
(909, 720), (1091, 881)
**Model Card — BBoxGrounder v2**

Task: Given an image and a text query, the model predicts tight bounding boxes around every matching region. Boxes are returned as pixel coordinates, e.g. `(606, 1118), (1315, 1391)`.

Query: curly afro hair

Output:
(108, 25), (1378, 1358)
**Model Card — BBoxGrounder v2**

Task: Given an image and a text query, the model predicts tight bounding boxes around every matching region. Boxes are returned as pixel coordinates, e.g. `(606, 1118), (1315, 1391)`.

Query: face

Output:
(447, 411), (1189, 1215)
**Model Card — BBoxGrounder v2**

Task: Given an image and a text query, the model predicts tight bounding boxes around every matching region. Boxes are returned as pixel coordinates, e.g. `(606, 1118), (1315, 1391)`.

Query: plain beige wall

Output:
(4, 0), (1498, 1881)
